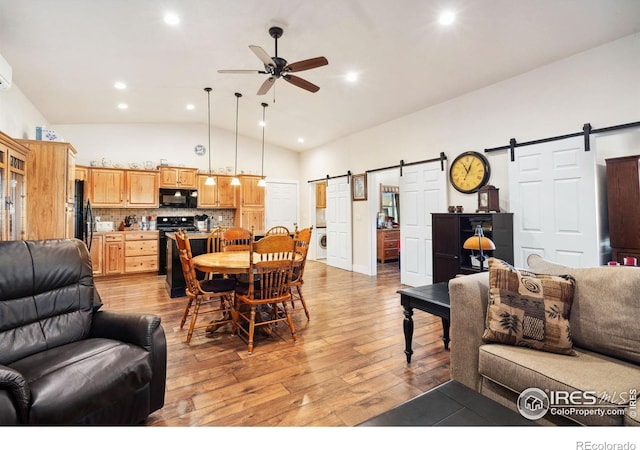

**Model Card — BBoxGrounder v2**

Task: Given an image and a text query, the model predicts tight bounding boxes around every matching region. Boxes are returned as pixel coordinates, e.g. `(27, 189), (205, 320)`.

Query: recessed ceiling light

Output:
(117, 103), (128, 110)
(438, 10), (456, 26)
(164, 12), (180, 26)
(345, 72), (359, 83)
(114, 81), (126, 90)
(186, 104), (195, 110)
(297, 137), (305, 143)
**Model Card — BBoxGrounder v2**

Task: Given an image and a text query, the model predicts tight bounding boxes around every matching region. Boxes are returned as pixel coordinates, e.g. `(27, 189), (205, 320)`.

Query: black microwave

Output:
(159, 189), (198, 208)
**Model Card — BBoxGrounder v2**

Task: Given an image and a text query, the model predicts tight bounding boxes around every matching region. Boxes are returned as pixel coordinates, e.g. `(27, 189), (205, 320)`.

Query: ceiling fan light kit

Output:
(218, 26), (328, 96)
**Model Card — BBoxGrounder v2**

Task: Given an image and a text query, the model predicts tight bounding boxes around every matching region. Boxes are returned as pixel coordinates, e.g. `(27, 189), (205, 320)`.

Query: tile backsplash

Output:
(93, 208), (235, 229)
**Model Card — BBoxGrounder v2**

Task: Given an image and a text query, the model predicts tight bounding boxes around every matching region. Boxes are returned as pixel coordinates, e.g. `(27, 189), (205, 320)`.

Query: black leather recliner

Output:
(0, 239), (166, 425)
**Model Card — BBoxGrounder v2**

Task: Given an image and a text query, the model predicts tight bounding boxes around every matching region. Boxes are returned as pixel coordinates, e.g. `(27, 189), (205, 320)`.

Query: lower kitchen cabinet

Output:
(104, 233), (124, 275)
(89, 234), (104, 276)
(124, 231), (159, 273)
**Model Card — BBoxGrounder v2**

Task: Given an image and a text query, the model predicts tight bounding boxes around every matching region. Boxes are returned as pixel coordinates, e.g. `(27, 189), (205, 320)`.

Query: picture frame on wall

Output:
(352, 173), (367, 201)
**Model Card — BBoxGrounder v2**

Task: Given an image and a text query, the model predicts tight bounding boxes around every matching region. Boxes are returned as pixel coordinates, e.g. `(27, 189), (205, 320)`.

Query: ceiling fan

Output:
(218, 26), (328, 95)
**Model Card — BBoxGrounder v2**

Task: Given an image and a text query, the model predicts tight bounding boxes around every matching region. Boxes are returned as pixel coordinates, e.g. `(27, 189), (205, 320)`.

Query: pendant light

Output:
(204, 87), (215, 186)
(231, 92), (242, 186)
(257, 102), (268, 187)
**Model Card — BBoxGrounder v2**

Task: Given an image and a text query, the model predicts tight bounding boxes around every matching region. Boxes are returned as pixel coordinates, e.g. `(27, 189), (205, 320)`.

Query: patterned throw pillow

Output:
(482, 258), (577, 356)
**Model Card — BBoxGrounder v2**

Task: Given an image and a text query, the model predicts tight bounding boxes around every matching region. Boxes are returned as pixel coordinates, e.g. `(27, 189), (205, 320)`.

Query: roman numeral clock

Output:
(449, 151), (491, 194)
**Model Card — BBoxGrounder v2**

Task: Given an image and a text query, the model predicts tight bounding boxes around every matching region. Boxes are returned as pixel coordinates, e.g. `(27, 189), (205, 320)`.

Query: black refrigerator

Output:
(74, 180), (94, 251)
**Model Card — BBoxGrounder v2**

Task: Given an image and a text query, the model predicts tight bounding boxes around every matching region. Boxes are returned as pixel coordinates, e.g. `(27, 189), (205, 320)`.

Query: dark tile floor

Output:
(358, 380), (535, 426)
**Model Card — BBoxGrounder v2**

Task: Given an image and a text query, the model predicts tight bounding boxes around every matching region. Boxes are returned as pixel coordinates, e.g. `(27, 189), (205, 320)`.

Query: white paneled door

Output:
(508, 136), (600, 268)
(326, 176), (352, 271)
(265, 180), (298, 232)
(399, 161), (448, 286)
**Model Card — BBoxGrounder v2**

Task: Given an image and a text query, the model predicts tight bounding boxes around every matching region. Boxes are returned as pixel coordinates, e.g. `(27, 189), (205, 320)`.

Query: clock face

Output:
(449, 151), (491, 194)
(194, 145), (206, 156)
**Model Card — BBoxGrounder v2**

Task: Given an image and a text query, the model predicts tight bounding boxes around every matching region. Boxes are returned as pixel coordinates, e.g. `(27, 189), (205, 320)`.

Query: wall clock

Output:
(194, 144), (206, 156)
(449, 151), (491, 194)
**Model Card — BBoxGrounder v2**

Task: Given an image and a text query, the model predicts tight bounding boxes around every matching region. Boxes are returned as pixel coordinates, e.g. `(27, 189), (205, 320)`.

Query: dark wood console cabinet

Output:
(605, 155), (640, 262)
(432, 213), (513, 283)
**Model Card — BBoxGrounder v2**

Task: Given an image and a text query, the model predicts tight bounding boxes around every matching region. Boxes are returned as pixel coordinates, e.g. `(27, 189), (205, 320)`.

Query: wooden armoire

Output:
(605, 154), (640, 262)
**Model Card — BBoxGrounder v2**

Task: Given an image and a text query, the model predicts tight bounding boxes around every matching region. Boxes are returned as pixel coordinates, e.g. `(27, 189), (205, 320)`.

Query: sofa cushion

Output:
(10, 338), (152, 424)
(527, 254), (640, 365)
(479, 343), (638, 426)
(483, 258), (576, 355)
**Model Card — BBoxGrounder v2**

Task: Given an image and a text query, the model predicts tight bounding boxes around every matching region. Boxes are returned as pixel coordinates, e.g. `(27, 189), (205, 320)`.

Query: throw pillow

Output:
(482, 258), (577, 356)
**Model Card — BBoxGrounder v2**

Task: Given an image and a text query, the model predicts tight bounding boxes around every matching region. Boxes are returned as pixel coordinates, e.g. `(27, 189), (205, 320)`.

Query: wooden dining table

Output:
(192, 251), (303, 275)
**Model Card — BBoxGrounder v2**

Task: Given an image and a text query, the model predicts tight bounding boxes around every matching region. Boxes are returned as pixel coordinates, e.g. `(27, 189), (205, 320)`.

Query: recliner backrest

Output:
(0, 239), (95, 365)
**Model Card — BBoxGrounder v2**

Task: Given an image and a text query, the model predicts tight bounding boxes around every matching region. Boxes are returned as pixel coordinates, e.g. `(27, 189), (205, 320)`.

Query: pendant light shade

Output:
(257, 102), (268, 187)
(204, 87), (215, 186)
(231, 92), (242, 186)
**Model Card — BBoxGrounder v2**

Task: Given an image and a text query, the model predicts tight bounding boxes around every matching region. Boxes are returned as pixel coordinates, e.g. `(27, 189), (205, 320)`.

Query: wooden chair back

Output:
(206, 227), (226, 253)
(265, 225), (290, 236)
(221, 227), (253, 252)
(175, 229), (193, 259)
(292, 226), (313, 282)
(247, 235), (295, 301)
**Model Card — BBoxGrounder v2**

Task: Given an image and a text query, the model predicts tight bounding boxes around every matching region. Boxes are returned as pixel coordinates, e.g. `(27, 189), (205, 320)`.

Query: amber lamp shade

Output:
(463, 225), (496, 271)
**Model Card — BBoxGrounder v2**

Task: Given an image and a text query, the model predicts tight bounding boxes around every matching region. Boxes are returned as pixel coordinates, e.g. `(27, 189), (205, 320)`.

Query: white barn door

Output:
(400, 161), (448, 286)
(265, 180), (298, 232)
(326, 176), (352, 271)
(509, 136), (599, 268)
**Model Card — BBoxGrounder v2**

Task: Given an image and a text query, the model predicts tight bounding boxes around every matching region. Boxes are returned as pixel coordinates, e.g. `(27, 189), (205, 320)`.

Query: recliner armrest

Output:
(0, 364), (30, 424)
(90, 311), (161, 351)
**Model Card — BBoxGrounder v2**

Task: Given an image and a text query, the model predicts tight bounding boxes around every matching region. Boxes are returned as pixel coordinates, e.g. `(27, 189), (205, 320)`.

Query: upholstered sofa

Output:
(449, 255), (639, 426)
(0, 239), (166, 425)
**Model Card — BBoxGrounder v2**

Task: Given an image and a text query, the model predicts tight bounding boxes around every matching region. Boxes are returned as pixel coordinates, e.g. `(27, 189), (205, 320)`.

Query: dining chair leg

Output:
(247, 306), (257, 354)
(295, 285), (310, 320)
(282, 301), (298, 343)
(186, 296), (202, 344)
(180, 297), (194, 328)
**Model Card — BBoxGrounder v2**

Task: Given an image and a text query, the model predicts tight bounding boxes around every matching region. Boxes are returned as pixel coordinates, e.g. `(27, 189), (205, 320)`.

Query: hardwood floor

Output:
(94, 260), (451, 426)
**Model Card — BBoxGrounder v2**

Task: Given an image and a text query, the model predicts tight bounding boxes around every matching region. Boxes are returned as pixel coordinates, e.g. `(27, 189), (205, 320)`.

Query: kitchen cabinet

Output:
(18, 139), (76, 240)
(432, 213), (513, 283)
(159, 166), (197, 189)
(606, 155), (640, 263)
(316, 182), (326, 208)
(89, 168), (125, 207)
(75, 165), (89, 181)
(0, 132), (30, 241)
(376, 228), (400, 263)
(104, 232), (125, 275)
(196, 174), (237, 208)
(89, 234), (104, 276)
(126, 170), (159, 208)
(124, 231), (159, 273)
(237, 175), (265, 230)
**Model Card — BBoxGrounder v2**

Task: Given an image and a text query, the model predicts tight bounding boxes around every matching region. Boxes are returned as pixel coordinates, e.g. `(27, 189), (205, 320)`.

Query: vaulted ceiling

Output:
(1, 0), (639, 150)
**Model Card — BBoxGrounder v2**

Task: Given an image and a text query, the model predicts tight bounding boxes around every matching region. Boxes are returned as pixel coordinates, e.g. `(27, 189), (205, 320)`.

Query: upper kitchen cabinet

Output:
(315, 182), (327, 208)
(159, 166), (197, 189)
(0, 132), (30, 241)
(126, 170), (159, 208)
(89, 168), (125, 207)
(196, 174), (237, 208)
(75, 165), (89, 181)
(240, 175), (265, 207)
(18, 139), (76, 240)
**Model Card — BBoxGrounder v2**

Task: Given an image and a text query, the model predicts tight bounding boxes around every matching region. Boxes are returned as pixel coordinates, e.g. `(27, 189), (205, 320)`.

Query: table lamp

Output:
(463, 224), (496, 272)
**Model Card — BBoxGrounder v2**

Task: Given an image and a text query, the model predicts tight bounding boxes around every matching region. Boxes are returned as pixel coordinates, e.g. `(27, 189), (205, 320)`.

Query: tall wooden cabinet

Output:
(238, 175), (265, 231)
(605, 155), (640, 262)
(0, 132), (30, 241)
(18, 139), (76, 240)
(196, 174), (237, 208)
(432, 213), (513, 283)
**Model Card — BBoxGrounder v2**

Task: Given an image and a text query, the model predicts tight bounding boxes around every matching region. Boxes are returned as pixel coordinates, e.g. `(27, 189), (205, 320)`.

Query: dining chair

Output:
(290, 226), (313, 319)
(175, 230), (236, 343)
(265, 225), (290, 236)
(221, 226), (253, 252)
(206, 226), (226, 253)
(232, 234), (297, 354)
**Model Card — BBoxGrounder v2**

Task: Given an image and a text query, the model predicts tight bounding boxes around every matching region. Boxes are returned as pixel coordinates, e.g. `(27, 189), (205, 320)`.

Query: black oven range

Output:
(156, 216), (198, 275)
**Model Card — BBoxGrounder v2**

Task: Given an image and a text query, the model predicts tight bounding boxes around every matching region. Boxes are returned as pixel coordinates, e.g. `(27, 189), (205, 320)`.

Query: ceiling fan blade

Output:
(218, 69), (263, 74)
(283, 74), (320, 93)
(249, 45), (275, 68)
(257, 77), (276, 95)
(285, 56), (328, 73)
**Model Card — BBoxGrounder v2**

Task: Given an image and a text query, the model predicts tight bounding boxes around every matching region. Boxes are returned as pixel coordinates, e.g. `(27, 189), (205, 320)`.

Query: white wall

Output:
(0, 83), (48, 139)
(300, 32), (640, 273)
